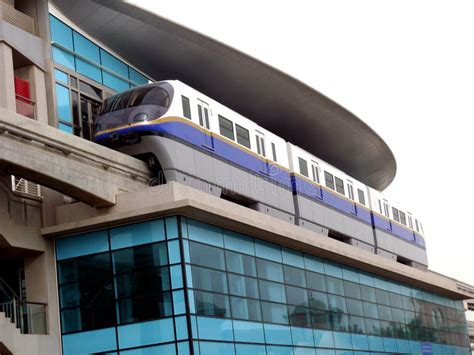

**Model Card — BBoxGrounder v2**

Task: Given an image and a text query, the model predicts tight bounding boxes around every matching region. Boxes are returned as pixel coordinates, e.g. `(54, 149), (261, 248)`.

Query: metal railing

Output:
(0, 1), (36, 36)
(11, 175), (42, 198)
(0, 278), (47, 334)
(15, 94), (35, 120)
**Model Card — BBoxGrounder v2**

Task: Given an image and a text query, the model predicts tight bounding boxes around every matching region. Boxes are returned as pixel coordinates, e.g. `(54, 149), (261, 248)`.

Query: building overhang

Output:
(50, 0), (397, 190)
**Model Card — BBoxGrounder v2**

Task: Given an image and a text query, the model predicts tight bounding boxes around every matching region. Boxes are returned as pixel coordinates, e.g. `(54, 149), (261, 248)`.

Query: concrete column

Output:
(0, 42), (16, 111)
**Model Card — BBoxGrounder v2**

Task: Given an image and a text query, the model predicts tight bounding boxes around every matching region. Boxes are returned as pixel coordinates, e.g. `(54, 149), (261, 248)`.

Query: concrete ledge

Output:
(42, 181), (473, 300)
(0, 107), (151, 207)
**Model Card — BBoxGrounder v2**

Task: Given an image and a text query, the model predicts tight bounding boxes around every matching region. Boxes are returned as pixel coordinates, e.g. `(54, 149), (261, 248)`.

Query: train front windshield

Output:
(95, 84), (173, 133)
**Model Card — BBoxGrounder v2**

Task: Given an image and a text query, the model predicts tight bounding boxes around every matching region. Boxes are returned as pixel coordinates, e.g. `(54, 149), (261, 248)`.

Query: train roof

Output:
(51, 0), (397, 190)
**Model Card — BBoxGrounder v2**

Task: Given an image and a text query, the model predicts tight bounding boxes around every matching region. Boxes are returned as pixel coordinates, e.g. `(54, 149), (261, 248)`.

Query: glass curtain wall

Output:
(55, 216), (470, 355)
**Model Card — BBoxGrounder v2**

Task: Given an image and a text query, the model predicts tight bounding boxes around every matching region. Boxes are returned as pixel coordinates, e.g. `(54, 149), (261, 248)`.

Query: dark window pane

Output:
(403, 296), (416, 312)
(286, 285), (308, 307)
(308, 290), (329, 311)
(310, 309), (331, 329)
(58, 253), (111, 285)
(113, 242), (168, 274)
(261, 301), (288, 325)
(360, 285), (376, 303)
(284, 265), (306, 287)
(118, 292), (172, 324)
(378, 304), (393, 321)
(79, 80), (102, 101)
(225, 250), (256, 276)
(271, 142), (277, 162)
(256, 258), (283, 282)
(389, 292), (403, 308)
(399, 211), (407, 225)
(325, 276), (344, 295)
(392, 207), (400, 222)
(194, 291), (230, 318)
(191, 266), (227, 294)
(299, 158), (308, 177)
(115, 267), (170, 298)
(235, 124), (251, 149)
(375, 289), (390, 306)
(218, 115), (234, 140)
(344, 281), (361, 299)
(346, 298), (364, 317)
(363, 301), (379, 319)
(230, 296), (261, 321)
(365, 318), (381, 335)
(189, 241), (225, 270)
(181, 95), (191, 119)
(335, 177), (345, 195)
(348, 315), (366, 334)
(60, 278), (114, 308)
(392, 308), (406, 323)
(330, 311), (348, 331)
(129, 86), (170, 107)
(306, 271), (326, 292)
(228, 274), (259, 298)
(357, 188), (366, 205)
(289, 305), (311, 327)
(328, 294), (347, 313)
(61, 302), (116, 334)
(325, 171), (335, 190)
(259, 280), (286, 303)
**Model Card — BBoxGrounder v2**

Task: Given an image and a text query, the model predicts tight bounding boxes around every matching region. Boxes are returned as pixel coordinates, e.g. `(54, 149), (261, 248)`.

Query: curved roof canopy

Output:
(51, 0), (396, 190)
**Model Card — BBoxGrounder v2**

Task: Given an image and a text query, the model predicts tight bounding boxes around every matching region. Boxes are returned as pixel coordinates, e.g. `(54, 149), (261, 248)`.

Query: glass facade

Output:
(55, 217), (470, 355)
(49, 14), (152, 135)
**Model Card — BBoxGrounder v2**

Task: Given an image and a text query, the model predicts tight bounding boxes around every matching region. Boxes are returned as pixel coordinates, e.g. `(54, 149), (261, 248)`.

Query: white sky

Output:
(131, 0), (474, 285)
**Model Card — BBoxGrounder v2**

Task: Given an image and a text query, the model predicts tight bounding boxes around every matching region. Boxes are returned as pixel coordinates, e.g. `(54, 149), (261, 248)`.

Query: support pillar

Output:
(0, 42), (16, 111)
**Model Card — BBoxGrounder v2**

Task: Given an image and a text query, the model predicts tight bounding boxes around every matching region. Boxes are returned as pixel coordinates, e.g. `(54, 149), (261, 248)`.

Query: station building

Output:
(0, 0), (473, 354)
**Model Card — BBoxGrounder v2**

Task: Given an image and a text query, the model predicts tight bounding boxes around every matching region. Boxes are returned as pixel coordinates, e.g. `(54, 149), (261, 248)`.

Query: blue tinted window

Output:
(223, 230), (255, 255)
(62, 327), (117, 355)
(175, 316), (188, 340)
(324, 261), (342, 278)
(189, 241), (225, 270)
(75, 58), (102, 83)
(266, 345), (293, 355)
(261, 302), (288, 324)
(259, 280), (286, 303)
(228, 274), (259, 298)
(232, 320), (265, 343)
(196, 317), (234, 341)
(192, 266), (227, 293)
(58, 122), (73, 134)
(256, 258), (283, 282)
(120, 343), (176, 355)
(50, 16), (73, 50)
(170, 264), (184, 289)
(291, 326), (314, 346)
(282, 248), (304, 268)
(173, 290), (186, 315)
(52, 46), (75, 70)
(255, 239), (282, 262)
(56, 230), (108, 260)
(166, 216), (179, 239)
(263, 323), (292, 345)
(235, 343), (266, 355)
(226, 250), (256, 276)
(313, 329), (335, 348)
(103, 72), (130, 93)
(54, 68), (68, 83)
(187, 219), (223, 247)
(73, 32), (100, 63)
(168, 240), (181, 264)
(110, 220), (165, 250)
(230, 297), (261, 322)
(129, 67), (149, 85)
(55, 83), (71, 123)
(117, 318), (174, 349)
(333, 331), (353, 349)
(101, 49), (128, 77)
(304, 255), (325, 273)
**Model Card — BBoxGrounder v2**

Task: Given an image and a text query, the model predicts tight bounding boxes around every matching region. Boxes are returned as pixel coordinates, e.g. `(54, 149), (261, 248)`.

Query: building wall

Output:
(54, 216), (470, 355)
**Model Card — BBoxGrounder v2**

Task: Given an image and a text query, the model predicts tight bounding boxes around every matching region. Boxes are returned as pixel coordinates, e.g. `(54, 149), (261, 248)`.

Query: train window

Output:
(99, 94), (118, 115)
(408, 214), (413, 229)
(378, 200), (383, 214)
(357, 189), (366, 205)
(383, 200), (389, 217)
(419, 221), (424, 234)
(325, 171), (335, 190)
(335, 177), (345, 195)
(311, 162), (320, 183)
(392, 207), (400, 222)
(128, 86), (171, 107)
(347, 182), (354, 200)
(218, 115), (235, 140)
(399, 211), (407, 226)
(112, 90), (134, 111)
(271, 143), (277, 162)
(255, 133), (266, 157)
(298, 158), (309, 177)
(415, 219), (420, 232)
(181, 95), (191, 119)
(235, 124), (251, 149)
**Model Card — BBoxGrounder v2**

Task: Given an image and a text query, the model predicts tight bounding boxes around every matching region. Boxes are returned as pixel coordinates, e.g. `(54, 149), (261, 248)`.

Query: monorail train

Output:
(94, 80), (428, 269)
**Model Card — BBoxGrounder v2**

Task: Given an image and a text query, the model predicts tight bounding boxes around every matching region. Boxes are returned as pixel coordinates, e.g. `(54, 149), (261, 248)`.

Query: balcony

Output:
(0, 1), (35, 36)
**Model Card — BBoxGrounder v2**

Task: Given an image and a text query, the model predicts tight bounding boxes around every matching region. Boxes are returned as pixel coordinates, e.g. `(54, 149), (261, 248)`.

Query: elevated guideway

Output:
(0, 107), (151, 207)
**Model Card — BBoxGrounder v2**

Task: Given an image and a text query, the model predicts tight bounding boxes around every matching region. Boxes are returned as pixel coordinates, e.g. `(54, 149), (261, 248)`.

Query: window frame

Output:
(218, 115), (235, 141)
(235, 123), (251, 149)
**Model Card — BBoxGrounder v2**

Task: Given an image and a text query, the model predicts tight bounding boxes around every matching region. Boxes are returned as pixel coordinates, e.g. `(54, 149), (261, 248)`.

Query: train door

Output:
(255, 131), (269, 174)
(197, 101), (214, 149)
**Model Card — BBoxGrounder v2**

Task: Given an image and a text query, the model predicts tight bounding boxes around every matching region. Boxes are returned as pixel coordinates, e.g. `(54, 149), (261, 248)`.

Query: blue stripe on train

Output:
(291, 175), (372, 225)
(96, 120), (425, 249)
(95, 120), (292, 189)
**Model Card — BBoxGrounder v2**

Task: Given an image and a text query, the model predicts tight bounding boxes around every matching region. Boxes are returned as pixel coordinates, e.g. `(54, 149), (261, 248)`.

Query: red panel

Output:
(14, 77), (30, 99)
